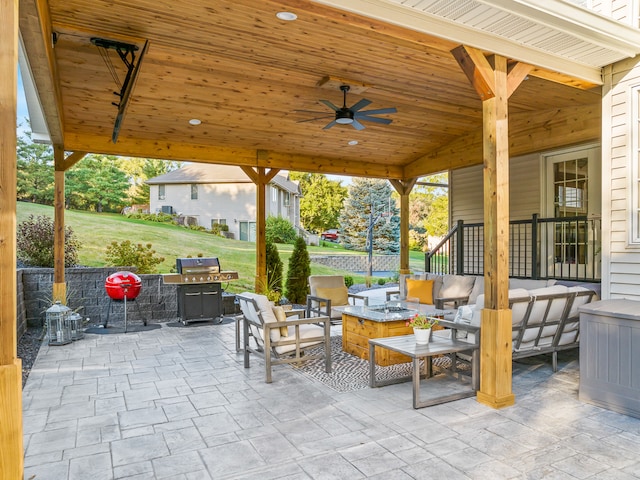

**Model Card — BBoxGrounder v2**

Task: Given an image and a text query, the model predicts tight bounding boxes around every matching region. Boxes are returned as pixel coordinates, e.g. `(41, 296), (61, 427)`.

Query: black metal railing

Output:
(425, 215), (601, 282)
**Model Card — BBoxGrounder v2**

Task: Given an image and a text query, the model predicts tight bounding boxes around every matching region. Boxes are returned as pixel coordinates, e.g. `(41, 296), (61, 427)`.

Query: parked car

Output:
(321, 229), (340, 242)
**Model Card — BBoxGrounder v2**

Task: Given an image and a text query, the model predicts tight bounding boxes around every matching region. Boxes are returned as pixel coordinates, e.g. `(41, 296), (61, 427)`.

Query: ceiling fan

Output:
(297, 85), (397, 130)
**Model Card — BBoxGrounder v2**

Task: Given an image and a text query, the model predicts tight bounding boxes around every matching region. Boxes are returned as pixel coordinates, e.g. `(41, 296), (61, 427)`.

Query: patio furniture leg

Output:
(412, 357), (421, 409)
(243, 317), (250, 369)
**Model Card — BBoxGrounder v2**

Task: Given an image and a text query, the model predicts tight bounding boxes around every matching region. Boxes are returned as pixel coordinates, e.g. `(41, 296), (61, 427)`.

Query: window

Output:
(283, 192), (290, 207)
(211, 218), (227, 225)
(191, 184), (198, 200)
(158, 184), (165, 200)
(272, 187), (278, 202)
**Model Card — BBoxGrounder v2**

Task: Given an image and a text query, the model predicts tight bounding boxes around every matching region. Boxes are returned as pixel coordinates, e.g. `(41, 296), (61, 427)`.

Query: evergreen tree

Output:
(339, 178), (400, 254)
(265, 240), (283, 295)
(65, 155), (130, 212)
(285, 236), (311, 304)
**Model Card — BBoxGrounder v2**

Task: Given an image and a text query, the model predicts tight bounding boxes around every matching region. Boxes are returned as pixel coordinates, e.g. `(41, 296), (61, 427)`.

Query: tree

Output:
(265, 240), (283, 300)
(289, 172), (347, 233)
(265, 216), (297, 244)
(339, 178), (400, 254)
(16, 127), (55, 205)
(65, 155), (131, 212)
(285, 236), (311, 304)
(118, 157), (181, 204)
(408, 173), (449, 250)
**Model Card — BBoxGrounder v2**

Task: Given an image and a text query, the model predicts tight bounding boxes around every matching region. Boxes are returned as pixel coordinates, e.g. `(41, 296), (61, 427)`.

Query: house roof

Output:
(19, 0), (637, 179)
(146, 163), (300, 194)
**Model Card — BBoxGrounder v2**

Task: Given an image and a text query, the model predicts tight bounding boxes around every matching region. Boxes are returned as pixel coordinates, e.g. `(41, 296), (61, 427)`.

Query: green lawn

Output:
(16, 202), (426, 292)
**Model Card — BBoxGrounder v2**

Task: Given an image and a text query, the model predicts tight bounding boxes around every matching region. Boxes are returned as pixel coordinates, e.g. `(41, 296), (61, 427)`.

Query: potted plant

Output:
(406, 313), (439, 344)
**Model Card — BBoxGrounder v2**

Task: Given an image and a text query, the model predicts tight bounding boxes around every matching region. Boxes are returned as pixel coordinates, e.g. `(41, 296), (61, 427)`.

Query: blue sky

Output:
(17, 67), (30, 131)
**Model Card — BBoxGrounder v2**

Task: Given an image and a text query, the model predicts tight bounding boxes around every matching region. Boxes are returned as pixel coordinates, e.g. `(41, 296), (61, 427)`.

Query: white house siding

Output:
(601, 57), (640, 300)
(578, 0), (635, 24)
(450, 153), (543, 277)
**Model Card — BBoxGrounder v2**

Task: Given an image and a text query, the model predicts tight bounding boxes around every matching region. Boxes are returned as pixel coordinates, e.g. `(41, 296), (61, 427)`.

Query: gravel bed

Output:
(17, 326), (44, 388)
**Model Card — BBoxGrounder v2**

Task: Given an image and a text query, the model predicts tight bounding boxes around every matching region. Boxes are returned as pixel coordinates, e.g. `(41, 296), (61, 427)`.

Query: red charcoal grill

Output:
(104, 271), (146, 331)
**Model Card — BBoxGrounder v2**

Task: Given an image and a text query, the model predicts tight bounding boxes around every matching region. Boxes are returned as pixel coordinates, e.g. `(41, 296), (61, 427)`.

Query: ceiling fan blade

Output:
(357, 115), (393, 125)
(357, 107), (398, 116)
(320, 100), (340, 111)
(349, 98), (372, 112)
(294, 109), (333, 114)
(323, 120), (338, 130)
(297, 116), (334, 123)
(351, 118), (366, 130)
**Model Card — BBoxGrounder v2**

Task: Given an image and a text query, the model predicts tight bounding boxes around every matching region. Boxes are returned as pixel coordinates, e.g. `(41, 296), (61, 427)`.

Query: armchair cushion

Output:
(315, 286), (349, 307)
(243, 292), (282, 341)
(406, 278), (434, 305)
(272, 306), (290, 336)
(439, 275), (476, 299)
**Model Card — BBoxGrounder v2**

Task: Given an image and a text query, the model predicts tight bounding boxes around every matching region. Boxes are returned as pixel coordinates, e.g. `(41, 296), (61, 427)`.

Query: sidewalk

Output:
(22, 319), (640, 479)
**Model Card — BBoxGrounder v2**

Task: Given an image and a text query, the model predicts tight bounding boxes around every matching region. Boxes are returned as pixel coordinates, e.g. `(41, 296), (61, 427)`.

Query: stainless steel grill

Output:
(163, 257), (239, 325)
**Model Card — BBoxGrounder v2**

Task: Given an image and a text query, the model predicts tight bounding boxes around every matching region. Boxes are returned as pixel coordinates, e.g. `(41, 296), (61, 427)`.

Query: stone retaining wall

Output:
(17, 267), (240, 333)
(310, 254), (399, 273)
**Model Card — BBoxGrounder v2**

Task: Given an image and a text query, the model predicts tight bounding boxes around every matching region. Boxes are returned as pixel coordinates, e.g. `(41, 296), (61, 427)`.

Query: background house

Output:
(146, 163), (301, 241)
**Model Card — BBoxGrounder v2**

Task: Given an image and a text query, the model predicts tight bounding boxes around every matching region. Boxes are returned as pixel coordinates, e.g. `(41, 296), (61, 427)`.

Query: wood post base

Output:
(477, 308), (516, 409)
(0, 360), (24, 479)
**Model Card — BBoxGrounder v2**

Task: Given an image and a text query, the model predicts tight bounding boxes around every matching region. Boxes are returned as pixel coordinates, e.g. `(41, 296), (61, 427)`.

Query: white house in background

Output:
(146, 163), (301, 241)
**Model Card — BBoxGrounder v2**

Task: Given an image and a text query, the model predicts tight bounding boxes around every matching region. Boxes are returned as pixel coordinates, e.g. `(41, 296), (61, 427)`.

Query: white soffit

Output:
(312, 0), (640, 85)
(18, 34), (51, 144)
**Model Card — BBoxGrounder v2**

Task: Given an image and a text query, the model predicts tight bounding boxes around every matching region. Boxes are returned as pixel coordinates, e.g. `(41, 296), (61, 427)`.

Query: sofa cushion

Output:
(315, 286), (349, 307)
(467, 276), (484, 305)
(406, 278), (434, 305)
(508, 278), (556, 290)
(242, 292), (281, 342)
(439, 275), (476, 299)
(426, 273), (444, 300)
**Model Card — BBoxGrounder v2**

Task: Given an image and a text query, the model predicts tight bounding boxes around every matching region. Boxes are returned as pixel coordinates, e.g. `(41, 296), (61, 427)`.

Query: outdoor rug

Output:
(291, 335), (464, 393)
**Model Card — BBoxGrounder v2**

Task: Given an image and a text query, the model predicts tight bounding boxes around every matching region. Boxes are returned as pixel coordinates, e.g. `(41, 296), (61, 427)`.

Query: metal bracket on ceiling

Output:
(90, 37), (140, 108)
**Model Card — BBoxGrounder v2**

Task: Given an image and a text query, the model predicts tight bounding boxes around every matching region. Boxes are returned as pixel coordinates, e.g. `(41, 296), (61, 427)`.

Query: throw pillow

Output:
(406, 278), (434, 305)
(438, 275), (476, 299)
(272, 305), (290, 336)
(315, 286), (349, 307)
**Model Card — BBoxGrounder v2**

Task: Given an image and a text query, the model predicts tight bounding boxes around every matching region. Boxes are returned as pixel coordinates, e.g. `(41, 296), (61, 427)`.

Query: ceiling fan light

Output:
(336, 117), (353, 124)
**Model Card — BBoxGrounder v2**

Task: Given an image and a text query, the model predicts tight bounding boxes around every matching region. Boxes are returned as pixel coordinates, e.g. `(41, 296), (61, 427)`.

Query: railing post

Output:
(456, 219), (464, 275)
(531, 214), (538, 279)
(425, 250), (431, 272)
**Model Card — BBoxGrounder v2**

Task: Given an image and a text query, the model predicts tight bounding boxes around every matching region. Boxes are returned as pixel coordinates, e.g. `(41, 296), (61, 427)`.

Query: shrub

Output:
(266, 216), (297, 244)
(210, 223), (230, 235)
(344, 276), (354, 288)
(17, 215), (81, 267)
(377, 278), (386, 285)
(285, 236), (311, 304)
(104, 240), (165, 274)
(265, 241), (283, 296)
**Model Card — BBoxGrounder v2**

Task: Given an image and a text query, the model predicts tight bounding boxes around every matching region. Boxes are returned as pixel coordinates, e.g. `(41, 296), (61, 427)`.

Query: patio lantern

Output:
(68, 312), (84, 341)
(45, 301), (72, 346)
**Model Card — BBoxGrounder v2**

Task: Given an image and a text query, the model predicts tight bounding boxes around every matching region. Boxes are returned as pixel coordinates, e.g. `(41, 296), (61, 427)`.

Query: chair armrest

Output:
(385, 290), (400, 301)
(437, 319), (480, 345)
(306, 295), (331, 318)
(284, 308), (306, 319)
(434, 295), (470, 310)
(348, 293), (369, 306)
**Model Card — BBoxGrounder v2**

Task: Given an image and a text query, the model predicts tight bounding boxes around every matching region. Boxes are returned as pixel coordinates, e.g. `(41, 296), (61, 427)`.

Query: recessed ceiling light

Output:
(276, 11), (297, 21)
(348, 140), (358, 146)
(189, 118), (201, 126)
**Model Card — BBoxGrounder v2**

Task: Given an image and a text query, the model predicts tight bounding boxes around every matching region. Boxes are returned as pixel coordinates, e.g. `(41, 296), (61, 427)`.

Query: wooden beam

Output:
(403, 103), (600, 178)
(53, 146), (66, 303)
(389, 179), (417, 274)
(54, 150), (87, 171)
(18, 0), (64, 144)
(0, 0), (24, 476)
(507, 62), (533, 99)
(451, 45), (496, 101)
(63, 133), (405, 180)
(453, 47), (515, 409)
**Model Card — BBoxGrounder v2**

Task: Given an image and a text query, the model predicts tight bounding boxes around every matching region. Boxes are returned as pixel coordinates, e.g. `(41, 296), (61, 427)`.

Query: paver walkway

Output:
(22, 319), (640, 479)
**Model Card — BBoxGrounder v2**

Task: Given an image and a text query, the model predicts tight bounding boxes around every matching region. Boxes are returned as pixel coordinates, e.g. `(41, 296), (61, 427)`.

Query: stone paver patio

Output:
(22, 318), (640, 479)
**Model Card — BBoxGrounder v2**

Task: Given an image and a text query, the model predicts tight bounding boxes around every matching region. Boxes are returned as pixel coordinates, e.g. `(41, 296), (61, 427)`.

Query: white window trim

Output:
(630, 84), (640, 244)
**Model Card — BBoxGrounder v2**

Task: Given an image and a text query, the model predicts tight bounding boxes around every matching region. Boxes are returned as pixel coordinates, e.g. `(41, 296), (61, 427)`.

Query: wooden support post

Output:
(53, 146), (66, 302)
(0, 0), (24, 476)
(241, 161), (279, 292)
(452, 46), (531, 409)
(390, 179), (417, 274)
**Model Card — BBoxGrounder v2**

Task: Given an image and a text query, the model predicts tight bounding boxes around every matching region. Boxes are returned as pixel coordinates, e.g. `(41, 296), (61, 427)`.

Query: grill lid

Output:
(176, 257), (220, 274)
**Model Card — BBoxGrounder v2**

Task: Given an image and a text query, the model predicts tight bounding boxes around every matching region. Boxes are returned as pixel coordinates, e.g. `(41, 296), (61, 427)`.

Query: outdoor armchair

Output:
(307, 275), (368, 323)
(236, 292), (331, 383)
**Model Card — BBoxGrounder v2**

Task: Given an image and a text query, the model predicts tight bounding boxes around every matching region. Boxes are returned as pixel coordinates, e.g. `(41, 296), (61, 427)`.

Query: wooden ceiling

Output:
(20, 0), (602, 179)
